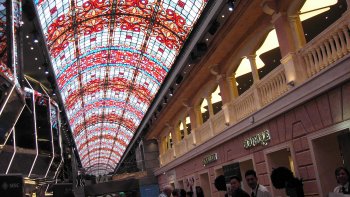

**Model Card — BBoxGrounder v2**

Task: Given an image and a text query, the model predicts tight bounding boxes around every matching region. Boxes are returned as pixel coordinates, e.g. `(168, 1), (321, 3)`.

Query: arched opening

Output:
(200, 98), (210, 123)
(234, 29), (282, 95)
(168, 132), (173, 149)
(300, 0), (347, 42)
(211, 85), (222, 114)
(186, 115), (191, 135)
(255, 29), (281, 79)
(235, 57), (254, 95)
(179, 121), (185, 140)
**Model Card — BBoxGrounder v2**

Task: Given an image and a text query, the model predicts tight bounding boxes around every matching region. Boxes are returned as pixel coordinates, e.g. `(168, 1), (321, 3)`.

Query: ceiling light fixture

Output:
(45, 68), (49, 75)
(30, 47), (34, 50)
(169, 88), (174, 96)
(228, 1), (234, 11)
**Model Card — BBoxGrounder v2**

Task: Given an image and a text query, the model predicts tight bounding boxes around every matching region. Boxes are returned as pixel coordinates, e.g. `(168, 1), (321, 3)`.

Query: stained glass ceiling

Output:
(34, 0), (208, 175)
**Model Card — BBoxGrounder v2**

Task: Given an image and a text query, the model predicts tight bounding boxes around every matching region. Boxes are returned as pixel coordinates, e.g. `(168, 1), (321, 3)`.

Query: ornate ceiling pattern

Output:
(34, 0), (208, 175)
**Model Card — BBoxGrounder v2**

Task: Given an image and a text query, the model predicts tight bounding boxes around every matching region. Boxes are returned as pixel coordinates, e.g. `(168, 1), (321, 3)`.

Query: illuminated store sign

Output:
(243, 130), (271, 149)
(203, 153), (218, 166)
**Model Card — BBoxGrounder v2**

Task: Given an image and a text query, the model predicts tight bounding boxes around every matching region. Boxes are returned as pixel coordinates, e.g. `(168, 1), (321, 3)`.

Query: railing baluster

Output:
(316, 47), (323, 70)
(338, 29), (347, 56)
(303, 55), (311, 77)
(333, 33), (343, 58)
(329, 37), (338, 62)
(320, 44), (328, 69)
(343, 25), (350, 52)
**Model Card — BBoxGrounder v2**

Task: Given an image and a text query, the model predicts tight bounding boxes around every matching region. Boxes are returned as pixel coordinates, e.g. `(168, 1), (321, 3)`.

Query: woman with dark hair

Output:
(334, 167), (350, 194)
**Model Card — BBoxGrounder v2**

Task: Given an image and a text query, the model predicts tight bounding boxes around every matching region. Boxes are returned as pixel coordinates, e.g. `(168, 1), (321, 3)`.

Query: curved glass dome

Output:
(34, 0), (208, 175)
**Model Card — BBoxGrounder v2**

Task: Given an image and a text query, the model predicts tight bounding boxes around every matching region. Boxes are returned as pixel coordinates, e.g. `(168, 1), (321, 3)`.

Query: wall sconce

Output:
(287, 80), (295, 87)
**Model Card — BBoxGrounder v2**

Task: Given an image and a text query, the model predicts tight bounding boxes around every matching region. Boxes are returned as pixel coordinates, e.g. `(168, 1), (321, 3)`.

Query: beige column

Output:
(247, 55), (262, 109)
(170, 128), (177, 158)
(205, 95), (214, 118)
(228, 75), (239, 99)
(288, 15), (306, 51)
(217, 74), (233, 104)
(182, 117), (188, 138)
(247, 55), (260, 83)
(274, 13), (307, 85)
(189, 106), (201, 130)
(188, 106), (201, 145)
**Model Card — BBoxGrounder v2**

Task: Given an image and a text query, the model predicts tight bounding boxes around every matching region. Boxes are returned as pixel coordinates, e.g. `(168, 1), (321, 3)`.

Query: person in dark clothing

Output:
(180, 189), (186, 197)
(334, 166), (350, 194)
(172, 189), (181, 197)
(230, 175), (250, 197)
(196, 186), (205, 197)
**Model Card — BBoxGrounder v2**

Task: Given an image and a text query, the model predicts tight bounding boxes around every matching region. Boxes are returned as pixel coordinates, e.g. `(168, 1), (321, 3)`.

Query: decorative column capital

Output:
(260, 0), (277, 15)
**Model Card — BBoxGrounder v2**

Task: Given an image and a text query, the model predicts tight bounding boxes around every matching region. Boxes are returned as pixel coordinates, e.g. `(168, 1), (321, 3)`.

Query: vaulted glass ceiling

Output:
(34, 0), (208, 175)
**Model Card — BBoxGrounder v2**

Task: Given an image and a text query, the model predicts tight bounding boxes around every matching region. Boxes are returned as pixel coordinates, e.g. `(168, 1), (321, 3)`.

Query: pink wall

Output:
(158, 80), (350, 196)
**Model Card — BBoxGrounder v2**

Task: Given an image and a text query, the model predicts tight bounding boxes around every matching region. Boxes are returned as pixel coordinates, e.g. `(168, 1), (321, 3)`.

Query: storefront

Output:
(156, 80), (350, 197)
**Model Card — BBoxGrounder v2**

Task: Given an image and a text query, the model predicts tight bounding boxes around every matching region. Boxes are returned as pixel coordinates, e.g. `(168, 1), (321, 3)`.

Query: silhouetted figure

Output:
(196, 186), (204, 197)
(270, 167), (304, 197)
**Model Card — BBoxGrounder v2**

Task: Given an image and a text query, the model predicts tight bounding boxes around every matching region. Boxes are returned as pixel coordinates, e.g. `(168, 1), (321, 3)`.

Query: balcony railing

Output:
(159, 10), (350, 166)
(257, 65), (288, 106)
(299, 11), (350, 78)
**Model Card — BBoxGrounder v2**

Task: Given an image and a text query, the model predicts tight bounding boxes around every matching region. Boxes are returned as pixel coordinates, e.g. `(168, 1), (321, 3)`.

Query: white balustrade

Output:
(299, 11), (350, 78)
(257, 65), (288, 106)
(212, 110), (226, 134)
(233, 89), (257, 121)
(196, 120), (212, 144)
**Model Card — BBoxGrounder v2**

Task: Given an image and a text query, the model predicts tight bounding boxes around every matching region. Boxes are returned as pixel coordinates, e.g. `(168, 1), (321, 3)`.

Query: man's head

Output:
(245, 170), (258, 189)
(163, 185), (173, 197)
(230, 175), (242, 191)
(335, 167), (350, 185)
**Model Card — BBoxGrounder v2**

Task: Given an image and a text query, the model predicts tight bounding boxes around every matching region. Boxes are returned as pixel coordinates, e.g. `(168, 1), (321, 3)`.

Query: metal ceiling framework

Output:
(34, 0), (209, 175)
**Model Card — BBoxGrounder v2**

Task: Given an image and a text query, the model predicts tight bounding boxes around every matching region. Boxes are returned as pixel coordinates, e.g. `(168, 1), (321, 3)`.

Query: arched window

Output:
(167, 133), (173, 149)
(300, 0), (347, 42)
(179, 121), (185, 140)
(235, 57), (254, 95)
(200, 98), (209, 123)
(234, 29), (281, 95)
(185, 115), (191, 135)
(211, 85), (222, 115)
(255, 29), (281, 79)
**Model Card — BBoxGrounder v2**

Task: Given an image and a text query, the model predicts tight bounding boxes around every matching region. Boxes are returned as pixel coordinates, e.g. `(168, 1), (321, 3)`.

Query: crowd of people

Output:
(158, 166), (350, 197)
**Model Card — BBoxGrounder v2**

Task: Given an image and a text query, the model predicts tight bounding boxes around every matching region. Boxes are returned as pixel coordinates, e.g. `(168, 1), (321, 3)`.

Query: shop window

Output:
(221, 159), (254, 192)
(200, 98), (210, 123)
(199, 172), (211, 196)
(266, 148), (295, 197)
(185, 115), (191, 135)
(311, 130), (350, 196)
(300, 0), (347, 42)
(212, 85), (222, 115)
